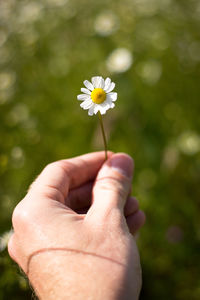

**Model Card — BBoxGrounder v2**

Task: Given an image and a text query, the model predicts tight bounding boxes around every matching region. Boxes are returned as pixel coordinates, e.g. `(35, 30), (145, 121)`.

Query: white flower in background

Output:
(0, 30), (7, 47)
(106, 48), (133, 73)
(18, 2), (43, 23)
(136, 60), (162, 85)
(0, 71), (16, 91)
(94, 11), (118, 36)
(0, 229), (13, 252)
(77, 76), (117, 116)
(177, 131), (200, 155)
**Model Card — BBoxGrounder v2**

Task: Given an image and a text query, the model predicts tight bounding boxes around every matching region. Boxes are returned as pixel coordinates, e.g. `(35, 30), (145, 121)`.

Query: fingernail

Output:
(109, 155), (133, 178)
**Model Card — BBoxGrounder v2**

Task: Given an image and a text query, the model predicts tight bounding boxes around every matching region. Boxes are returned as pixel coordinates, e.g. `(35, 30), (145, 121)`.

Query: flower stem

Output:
(98, 111), (108, 160)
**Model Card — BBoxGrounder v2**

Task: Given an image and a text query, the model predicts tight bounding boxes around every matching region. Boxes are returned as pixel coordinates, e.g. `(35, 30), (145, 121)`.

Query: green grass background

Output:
(0, 0), (200, 299)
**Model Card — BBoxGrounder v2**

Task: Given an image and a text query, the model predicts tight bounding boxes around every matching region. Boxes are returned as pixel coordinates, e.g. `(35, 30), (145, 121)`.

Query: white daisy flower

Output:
(77, 76), (117, 116)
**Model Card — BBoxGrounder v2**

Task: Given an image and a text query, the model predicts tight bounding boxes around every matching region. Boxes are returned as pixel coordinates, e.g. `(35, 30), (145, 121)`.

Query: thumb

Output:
(87, 153), (133, 224)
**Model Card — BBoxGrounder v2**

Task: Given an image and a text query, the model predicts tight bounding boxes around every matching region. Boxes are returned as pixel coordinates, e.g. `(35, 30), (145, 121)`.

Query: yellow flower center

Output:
(91, 88), (106, 104)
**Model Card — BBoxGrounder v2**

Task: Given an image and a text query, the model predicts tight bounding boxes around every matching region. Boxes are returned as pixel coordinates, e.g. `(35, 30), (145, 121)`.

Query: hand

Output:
(8, 152), (145, 300)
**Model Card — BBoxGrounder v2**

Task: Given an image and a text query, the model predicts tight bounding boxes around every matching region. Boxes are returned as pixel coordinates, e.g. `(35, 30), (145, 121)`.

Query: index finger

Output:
(29, 151), (113, 200)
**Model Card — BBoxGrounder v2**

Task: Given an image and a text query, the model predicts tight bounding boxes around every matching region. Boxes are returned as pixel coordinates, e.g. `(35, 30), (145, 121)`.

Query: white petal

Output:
(88, 106), (95, 116)
(99, 106), (107, 114)
(81, 88), (91, 95)
(100, 105), (113, 115)
(104, 98), (115, 109)
(86, 101), (94, 109)
(80, 99), (93, 109)
(94, 100), (110, 115)
(84, 80), (94, 91)
(93, 104), (99, 114)
(107, 92), (117, 101)
(105, 82), (115, 93)
(110, 102), (115, 108)
(80, 101), (87, 108)
(77, 94), (90, 101)
(100, 100), (110, 109)
(104, 102), (115, 112)
(91, 76), (104, 88)
(104, 77), (111, 90)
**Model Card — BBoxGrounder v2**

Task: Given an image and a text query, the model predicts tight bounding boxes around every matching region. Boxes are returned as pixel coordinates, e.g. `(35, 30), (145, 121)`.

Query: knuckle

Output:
(29, 161), (68, 192)
(42, 162), (58, 173)
(43, 161), (69, 181)
(45, 161), (66, 172)
(7, 234), (15, 260)
(44, 161), (58, 171)
(12, 201), (31, 229)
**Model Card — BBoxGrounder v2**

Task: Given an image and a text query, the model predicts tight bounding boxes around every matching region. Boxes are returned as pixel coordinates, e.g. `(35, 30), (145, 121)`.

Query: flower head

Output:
(77, 76), (117, 116)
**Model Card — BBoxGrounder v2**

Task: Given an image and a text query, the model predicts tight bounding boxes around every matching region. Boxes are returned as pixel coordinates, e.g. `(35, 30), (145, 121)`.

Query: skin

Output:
(8, 152), (145, 300)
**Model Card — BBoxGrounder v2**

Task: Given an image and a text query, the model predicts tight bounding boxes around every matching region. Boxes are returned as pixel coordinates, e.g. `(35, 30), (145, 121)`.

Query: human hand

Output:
(8, 152), (145, 300)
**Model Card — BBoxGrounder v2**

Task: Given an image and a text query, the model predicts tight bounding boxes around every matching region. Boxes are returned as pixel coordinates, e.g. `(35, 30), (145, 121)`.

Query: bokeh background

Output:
(0, 0), (200, 299)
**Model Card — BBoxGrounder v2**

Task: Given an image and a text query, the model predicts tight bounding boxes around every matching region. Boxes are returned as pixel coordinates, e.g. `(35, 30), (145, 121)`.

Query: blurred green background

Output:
(0, 0), (200, 299)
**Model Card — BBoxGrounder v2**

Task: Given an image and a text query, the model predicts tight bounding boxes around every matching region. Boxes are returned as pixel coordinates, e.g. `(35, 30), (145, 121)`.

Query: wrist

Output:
(28, 248), (138, 300)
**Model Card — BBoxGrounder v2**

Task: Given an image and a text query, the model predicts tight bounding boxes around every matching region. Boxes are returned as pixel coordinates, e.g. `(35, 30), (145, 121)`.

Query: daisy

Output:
(77, 76), (117, 116)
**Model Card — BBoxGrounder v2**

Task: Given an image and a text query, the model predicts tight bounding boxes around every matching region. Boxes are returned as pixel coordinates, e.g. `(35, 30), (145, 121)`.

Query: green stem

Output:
(98, 111), (108, 160)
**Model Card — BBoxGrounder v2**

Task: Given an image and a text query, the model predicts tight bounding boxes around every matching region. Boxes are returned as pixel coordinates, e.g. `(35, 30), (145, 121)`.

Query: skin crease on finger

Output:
(67, 181), (139, 216)
(68, 188), (140, 217)
(66, 178), (144, 233)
